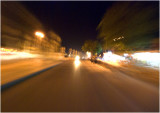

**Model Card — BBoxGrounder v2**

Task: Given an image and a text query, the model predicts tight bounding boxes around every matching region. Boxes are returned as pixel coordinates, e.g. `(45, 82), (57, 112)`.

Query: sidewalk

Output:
(1, 54), (66, 85)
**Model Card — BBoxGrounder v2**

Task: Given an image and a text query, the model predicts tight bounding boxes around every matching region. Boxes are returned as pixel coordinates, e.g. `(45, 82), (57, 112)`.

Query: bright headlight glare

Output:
(75, 55), (80, 60)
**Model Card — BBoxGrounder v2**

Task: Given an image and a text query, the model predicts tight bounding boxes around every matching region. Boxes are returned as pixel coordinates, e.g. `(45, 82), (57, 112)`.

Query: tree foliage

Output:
(82, 40), (102, 54)
(97, 1), (159, 51)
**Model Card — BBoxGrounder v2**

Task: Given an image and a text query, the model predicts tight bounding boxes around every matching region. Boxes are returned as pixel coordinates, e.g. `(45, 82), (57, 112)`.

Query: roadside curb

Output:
(1, 62), (62, 91)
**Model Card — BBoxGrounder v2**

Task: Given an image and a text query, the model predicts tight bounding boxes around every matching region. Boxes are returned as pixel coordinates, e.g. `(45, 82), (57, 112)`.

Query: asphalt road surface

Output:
(1, 60), (159, 112)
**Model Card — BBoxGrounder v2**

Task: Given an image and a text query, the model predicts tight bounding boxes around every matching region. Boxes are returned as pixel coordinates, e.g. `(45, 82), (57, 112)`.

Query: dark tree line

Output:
(97, 1), (159, 51)
(82, 2), (159, 54)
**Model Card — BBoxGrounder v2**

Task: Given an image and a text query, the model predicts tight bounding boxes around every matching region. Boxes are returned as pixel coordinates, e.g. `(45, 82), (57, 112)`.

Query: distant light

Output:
(124, 53), (128, 57)
(86, 51), (91, 58)
(75, 55), (80, 60)
(74, 55), (81, 68)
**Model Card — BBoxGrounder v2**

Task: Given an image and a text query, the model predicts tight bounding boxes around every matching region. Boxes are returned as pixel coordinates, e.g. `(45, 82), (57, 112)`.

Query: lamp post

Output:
(34, 31), (45, 50)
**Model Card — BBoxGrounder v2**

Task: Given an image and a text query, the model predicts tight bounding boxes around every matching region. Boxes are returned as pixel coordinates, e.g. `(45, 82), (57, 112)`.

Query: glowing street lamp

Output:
(35, 31), (44, 38)
(34, 31), (45, 49)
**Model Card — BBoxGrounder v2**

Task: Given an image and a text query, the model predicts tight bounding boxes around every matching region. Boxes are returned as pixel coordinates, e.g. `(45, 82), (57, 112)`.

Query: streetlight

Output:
(35, 31), (44, 38)
(34, 31), (45, 50)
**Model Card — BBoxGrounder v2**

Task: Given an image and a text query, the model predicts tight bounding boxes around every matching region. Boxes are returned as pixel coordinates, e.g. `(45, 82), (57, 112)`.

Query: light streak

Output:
(102, 51), (125, 66)
(132, 52), (160, 67)
(0, 48), (39, 60)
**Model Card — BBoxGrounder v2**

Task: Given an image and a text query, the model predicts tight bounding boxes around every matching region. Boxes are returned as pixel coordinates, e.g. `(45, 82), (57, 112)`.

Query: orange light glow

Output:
(35, 31), (44, 38)
(86, 51), (91, 58)
(0, 48), (38, 60)
(74, 55), (81, 68)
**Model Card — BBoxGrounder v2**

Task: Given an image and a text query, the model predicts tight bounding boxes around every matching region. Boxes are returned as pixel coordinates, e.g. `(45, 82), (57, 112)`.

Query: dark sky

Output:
(21, 1), (114, 51)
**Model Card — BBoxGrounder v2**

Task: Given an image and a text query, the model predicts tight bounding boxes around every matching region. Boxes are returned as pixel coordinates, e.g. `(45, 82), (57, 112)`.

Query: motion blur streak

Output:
(104, 61), (120, 67)
(1, 60), (159, 112)
(0, 48), (39, 60)
(100, 51), (125, 66)
(1, 2), (63, 54)
(132, 52), (160, 67)
(97, 2), (159, 51)
(95, 64), (111, 72)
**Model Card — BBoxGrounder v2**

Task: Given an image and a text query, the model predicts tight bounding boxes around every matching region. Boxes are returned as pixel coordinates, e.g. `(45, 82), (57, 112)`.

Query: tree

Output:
(95, 43), (102, 54)
(97, 1), (159, 51)
(112, 42), (126, 51)
(82, 40), (102, 55)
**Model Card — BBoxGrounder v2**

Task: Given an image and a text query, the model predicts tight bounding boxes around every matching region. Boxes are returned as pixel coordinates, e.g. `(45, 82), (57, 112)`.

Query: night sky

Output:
(21, 1), (115, 51)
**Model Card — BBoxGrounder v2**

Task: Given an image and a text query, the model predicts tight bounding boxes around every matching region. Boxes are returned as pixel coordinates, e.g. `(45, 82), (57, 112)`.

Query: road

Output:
(1, 59), (159, 112)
